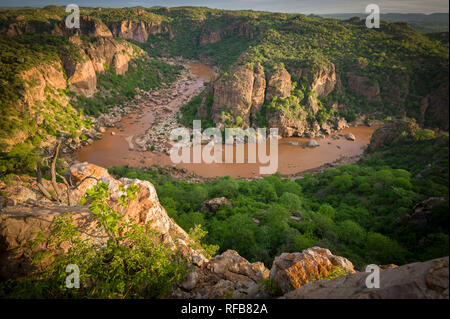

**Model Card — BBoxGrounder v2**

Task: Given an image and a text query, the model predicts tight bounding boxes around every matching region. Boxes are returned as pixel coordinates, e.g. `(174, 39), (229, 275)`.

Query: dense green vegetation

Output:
(179, 90), (214, 128)
(109, 132), (449, 269)
(0, 182), (188, 298)
(321, 13), (449, 33)
(0, 32), (91, 175)
(135, 7), (448, 130)
(75, 57), (182, 117)
(0, 30), (180, 177)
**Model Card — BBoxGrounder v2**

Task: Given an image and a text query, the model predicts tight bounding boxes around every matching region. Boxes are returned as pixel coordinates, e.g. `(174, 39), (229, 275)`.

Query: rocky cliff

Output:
(211, 62), (348, 137)
(199, 19), (254, 46)
(0, 163), (207, 281)
(1, 34), (143, 153)
(1, 162), (448, 299)
(109, 20), (170, 43)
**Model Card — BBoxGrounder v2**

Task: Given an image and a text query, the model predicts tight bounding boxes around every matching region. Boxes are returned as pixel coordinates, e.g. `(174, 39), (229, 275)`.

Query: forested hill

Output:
(320, 13), (449, 33)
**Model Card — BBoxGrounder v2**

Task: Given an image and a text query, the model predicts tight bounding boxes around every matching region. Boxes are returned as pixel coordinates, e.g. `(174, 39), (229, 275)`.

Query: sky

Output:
(0, 0), (448, 14)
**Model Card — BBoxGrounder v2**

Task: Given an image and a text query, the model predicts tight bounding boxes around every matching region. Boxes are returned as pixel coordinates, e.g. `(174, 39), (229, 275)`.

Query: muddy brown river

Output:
(76, 62), (380, 179)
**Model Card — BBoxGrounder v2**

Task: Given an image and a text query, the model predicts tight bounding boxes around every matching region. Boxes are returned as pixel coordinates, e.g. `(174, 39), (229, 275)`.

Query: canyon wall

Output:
(210, 62), (348, 137)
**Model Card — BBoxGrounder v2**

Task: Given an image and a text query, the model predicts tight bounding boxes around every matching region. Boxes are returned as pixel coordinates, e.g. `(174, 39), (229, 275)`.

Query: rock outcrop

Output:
(18, 62), (67, 112)
(77, 16), (113, 37)
(266, 108), (308, 138)
(2, 34), (142, 153)
(292, 63), (337, 98)
(0, 163), (207, 281)
(83, 37), (135, 75)
(265, 68), (292, 101)
(201, 197), (233, 212)
(0, 205), (108, 281)
(1, 164), (448, 299)
(367, 119), (418, 152)
(211, 62), (349, 138)
(270, 247), (355, 294)
(62, 50), (97, 97)
(251, 63), (267, 118)
(173, 250), (270, 299)
(109, 20), (169, 43)
(347, 72), (381, 102)
(212, 65), (257, 128)
(282, 257), (449, 299)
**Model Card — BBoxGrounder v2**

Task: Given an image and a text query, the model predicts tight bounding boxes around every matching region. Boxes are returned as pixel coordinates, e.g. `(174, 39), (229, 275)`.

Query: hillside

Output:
(321, 13), (449, 33)
(1, 6), (448, 173)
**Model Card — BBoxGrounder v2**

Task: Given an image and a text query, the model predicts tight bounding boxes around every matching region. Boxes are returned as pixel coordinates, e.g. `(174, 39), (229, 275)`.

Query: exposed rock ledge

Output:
(282, 257), (449, 299)
(0, 163), (448, 299)
(0, 163), (207, 281)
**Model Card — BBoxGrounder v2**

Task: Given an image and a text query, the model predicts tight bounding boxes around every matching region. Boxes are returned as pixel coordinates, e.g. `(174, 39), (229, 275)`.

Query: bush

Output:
(0, 182), (187, 299)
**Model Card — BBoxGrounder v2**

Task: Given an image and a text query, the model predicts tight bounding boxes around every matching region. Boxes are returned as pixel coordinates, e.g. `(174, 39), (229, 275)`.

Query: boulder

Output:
(173, 250), (270, 299)
(282, 257), (449, 299)
(307, 139), (319, 148)
(201, 197), (233, 212)
(334, 117), (348, 131)
(344, 133), (356, 141)
(109, 20), (168, 43)
(270, 247), (355, 294)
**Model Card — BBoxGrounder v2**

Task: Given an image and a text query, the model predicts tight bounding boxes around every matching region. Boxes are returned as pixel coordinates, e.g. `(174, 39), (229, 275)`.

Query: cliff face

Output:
(83, 36), (135, 74)
(0, 163), (207, 281)
(212, 65), (257, 129)
(109, 20), (169, 43)
(265, 68), (292, 101)
(211, 62), (347, 137)
(292, 63), (337, 98)
(199, 19), (254, 46)
(0, 34), (142, 153)
(1, 162), (447, 299)
(18, 62), (67, 112)
(62, 49), (97, 98)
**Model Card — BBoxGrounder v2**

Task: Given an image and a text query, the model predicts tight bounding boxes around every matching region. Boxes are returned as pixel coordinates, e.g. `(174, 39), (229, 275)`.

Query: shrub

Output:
(0, 182), (187, 299)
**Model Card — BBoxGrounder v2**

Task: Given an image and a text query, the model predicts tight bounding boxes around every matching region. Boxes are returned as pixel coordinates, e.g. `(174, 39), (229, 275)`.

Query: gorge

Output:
(0, 5), (448, 300)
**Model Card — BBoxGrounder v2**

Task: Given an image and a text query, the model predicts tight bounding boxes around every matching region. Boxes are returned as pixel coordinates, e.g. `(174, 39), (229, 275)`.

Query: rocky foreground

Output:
(0, 163), (448, 299)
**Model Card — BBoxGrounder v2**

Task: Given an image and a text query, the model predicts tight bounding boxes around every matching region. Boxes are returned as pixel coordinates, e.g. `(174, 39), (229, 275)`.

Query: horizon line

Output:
(0, 6), (448, 15)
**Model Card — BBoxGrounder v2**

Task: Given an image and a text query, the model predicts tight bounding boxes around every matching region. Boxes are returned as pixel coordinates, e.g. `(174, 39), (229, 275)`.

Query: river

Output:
(76, 62), (380, 179)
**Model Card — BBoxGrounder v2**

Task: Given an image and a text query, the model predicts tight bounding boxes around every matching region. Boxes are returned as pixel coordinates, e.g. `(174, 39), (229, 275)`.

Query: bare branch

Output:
(50, 141), (62, 202)
(36, 162), (55, 201)
(56, 171), (71, 206)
